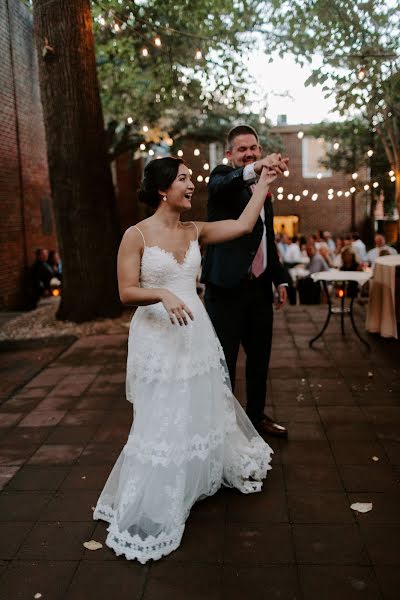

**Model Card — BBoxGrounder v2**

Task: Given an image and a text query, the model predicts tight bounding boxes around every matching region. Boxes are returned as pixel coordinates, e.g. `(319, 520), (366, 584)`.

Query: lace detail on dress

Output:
(93, 238), (274, 564)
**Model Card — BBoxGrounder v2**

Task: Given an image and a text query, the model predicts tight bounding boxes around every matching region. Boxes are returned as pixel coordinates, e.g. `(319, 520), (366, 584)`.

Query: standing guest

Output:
(306, 239), (330, 274)
(29, 248), (52, 308)
(366, 233), (398, 266)
(351, 232), (367, 262)
(202, 124), (289, 437)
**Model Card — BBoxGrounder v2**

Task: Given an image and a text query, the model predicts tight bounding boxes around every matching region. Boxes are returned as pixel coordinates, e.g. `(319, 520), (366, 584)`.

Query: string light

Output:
(189, 168), (193, 175)
(337, 191), (343, 197)
(302, 189), (308, 196)
(358, 66), (367, 80)
(177, 150), (183, 157)
(277, 194), (283, 200)
(149, 149), (154, 156)
(288, 194), (293, 200)
(283, 170), (290, 177)
(205, 176), (210, 183)
(143, 125), (149, 132)
(139, 143), (146, 151)
(295, 195), (301, 201)
(364, 184), (370, 191)
(333, 142), (339, 150)
(367, 149), (374, 157)
(297, 131), (304, 139)
(311, 193), (318, 201)
(373, 182), (379, 188)
(328, 188), (334, 194)
(389, 170), (394, 176)
(127, 116), (133, 124)
(350, 187), (356, 193)
(154, 36), (162, 47)
(141, 47), (149, 57)
(98, 16), (106, 26)
(197, 175), (203, 182)
(222, 157), (229, 165)
(194, 148), (200, 156)
(260, 116), (266, 124)
(203, 163), (209, 170)
(345, 191), (350, 197)
(390, 176), (396, 182)
(317, 172), (323, 179)
(195, 49), (203, 60)
(352, 172), (358, 179)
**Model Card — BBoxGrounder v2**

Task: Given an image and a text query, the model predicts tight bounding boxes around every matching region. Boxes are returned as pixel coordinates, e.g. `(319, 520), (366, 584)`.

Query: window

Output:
(302, 137), (332, 179)
(209, 142), (224, 170)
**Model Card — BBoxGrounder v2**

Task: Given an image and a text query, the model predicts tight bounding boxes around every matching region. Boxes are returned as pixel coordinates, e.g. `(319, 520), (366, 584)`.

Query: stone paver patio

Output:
(0, 304), (399, 599)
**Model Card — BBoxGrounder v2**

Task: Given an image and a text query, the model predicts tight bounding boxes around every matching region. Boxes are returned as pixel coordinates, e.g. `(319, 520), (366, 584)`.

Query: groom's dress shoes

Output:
(256, 416), (288, 438)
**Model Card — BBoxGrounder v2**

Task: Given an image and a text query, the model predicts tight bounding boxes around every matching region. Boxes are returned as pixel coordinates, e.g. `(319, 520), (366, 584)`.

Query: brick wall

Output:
(0, 0), (57, 310)
(268, 126), (369, 237)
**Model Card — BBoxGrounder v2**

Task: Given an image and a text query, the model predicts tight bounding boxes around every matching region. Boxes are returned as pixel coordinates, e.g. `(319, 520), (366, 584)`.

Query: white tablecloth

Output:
(366, 255), (400, 339)
(311, 269), (372, 286)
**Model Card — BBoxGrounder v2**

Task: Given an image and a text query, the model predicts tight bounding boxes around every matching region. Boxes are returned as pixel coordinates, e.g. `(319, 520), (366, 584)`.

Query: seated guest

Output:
(284, 235), (309, 266)
(277, 233), (290, 262)
(47, 250), (62, 280)
(366, 233), (398, 266)
(333, 236), (344, 268)
(351, 232), (367, 262)
(306, 239), (330, 274)
(340, 246), (361, 297)
(29, 248), (52, 308)
(323, 230), (336, 253)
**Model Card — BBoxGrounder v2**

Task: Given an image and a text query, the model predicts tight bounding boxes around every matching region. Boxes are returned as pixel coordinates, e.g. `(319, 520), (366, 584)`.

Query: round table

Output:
(366, 254), (400, 339)
(310, 270), (373, 348)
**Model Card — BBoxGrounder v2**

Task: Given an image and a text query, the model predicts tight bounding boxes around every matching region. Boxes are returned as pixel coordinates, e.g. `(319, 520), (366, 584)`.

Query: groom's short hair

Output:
(227, 125), (259, 150)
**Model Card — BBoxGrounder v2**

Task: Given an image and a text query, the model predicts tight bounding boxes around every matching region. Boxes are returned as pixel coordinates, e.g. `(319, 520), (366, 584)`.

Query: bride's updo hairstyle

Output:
(138, 156), (184, 208)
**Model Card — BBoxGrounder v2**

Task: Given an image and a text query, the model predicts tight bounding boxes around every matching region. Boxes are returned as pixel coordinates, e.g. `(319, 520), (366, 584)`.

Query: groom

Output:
(202, 125), (289, 437)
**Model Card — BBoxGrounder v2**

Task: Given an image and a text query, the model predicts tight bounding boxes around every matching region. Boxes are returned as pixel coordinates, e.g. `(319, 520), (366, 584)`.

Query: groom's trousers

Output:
(204, 276), (273, 426)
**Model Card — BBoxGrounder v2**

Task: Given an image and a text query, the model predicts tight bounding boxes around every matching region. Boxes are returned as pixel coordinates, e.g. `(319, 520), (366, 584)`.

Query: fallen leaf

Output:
(350, 502), (373, 513)
(372, 456), (379, 462)
(368, 371), (373, 377)
(34, 594), (42, 599)
(81, 476), (86, 480)
(83, 540), (103, 551)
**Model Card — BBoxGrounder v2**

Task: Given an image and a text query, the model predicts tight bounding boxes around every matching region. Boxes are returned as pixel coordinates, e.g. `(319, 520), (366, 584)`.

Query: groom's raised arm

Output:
(208, 164), (253, 201)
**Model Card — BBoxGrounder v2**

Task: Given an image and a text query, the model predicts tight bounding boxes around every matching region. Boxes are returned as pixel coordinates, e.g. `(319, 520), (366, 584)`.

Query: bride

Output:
(94, 155), (286, 563)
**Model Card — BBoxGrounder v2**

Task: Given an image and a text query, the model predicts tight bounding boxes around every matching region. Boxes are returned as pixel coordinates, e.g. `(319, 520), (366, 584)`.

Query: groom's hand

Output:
(254, 154), (289, 176)
(275, 285), (287, 310)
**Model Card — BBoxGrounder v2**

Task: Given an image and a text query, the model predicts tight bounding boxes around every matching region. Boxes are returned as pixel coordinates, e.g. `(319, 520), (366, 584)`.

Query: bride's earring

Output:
(162, 195), (167, 202)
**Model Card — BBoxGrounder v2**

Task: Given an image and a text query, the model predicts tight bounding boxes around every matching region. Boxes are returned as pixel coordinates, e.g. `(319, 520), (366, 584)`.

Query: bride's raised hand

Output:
(258, 166), (278, 189)
(160, 289), (194, 326)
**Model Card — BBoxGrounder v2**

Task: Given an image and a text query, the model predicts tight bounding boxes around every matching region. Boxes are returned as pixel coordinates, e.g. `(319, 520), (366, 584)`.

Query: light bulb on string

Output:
(260, 117), (266, 124)
(345, 191), (350, 197)
(98, 16), (106, 26)
(222, 157), (229, 165)
(203, 163), (209, 171)
(177, 150), (183, 157)
(277, 187), (283, 193)
(154, 36), (162, 47)
(317, 173), (322, 180)
(350, 187), (356, 193)
(297, 131), (304, 139)
(277, 194), (283, 200)
(390, 176), (396, 182)
(364, 184), (370, 191)
(139, 143), (146, 151)
(127, 116), (133, 124)
(197, 175), (203, 183)
(283, 170), (289, 177)
(352, 172), (358, 180)
(141, 48), (149, 57)
(295, 195), (301, 201)
(143, 125), (149, 133)
(194, 149), (200, 156)
(302, 190), (308, 196)
(333, 142), (339, 150)
(389, 170), (394, 177)
(311, 193), (318, 201)
(288, 194), (293, 200)
(337, 191), (343, 197)
(195, 49), (203, 60)
(205, 176), (210, 183)
(149, 149), (154, 156)
(189, 169), (193, 175)
(367, 149), (374, 157)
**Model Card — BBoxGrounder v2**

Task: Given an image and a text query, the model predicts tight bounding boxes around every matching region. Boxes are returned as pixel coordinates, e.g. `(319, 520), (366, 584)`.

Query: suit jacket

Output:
(201, 164), (287, 292)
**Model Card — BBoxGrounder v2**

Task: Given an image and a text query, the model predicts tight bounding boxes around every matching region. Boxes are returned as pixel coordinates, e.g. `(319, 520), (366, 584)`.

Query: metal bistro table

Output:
(309, 270), (372, 349)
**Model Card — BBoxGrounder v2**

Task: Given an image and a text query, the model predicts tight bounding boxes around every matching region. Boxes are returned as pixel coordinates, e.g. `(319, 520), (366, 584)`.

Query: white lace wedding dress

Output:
(93, 224), (273, 563)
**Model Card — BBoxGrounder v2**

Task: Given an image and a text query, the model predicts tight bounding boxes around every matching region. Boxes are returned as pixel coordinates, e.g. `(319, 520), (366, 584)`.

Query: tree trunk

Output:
(32, 0), (122, 322)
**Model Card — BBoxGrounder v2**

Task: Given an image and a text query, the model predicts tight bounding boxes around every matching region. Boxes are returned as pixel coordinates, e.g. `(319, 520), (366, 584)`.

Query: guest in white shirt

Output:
(284, 235), (309, 266)
(306, 240), (330, 274)
(366, 233), (398, 266)
(351, 232), (367, 262)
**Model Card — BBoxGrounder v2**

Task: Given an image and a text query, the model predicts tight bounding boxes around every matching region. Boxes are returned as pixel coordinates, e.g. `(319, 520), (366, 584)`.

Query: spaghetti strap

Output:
(133, 225), (146, 246)
(190, 221), (199, 241)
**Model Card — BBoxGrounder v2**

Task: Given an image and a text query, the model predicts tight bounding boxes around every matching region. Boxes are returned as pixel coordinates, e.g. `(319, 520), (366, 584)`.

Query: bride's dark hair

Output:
(138, 156), (184, 208)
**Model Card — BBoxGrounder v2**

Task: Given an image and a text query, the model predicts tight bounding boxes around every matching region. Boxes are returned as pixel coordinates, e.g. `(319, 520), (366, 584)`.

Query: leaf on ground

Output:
(372, 456), (379, 461)
(350, 502), (373, 513)
(34, 594), (42, 599)
(83, 540), (103, 551)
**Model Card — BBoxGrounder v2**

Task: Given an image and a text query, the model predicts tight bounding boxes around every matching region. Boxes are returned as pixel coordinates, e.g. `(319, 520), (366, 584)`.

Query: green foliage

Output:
(91, 0), (265, 129)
